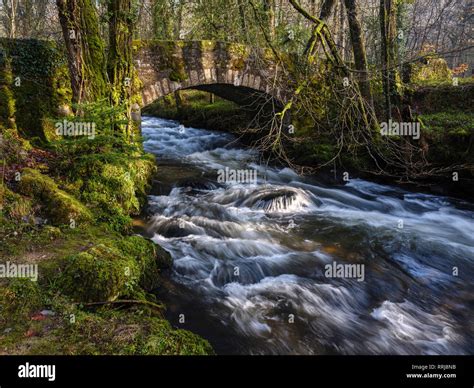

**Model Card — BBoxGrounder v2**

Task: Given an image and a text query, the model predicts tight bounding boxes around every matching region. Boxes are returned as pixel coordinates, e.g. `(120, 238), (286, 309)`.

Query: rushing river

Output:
(141, 115), (474, 355)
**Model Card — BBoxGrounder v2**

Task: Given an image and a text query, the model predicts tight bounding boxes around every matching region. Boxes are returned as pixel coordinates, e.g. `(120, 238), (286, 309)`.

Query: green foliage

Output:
(143, 90), (250, 132)
(47, 99), (156, 232)
(421, 111), (474, 137)
(152, 0), (176, 40)
(71, 99), (129, 135)
(275, 23), (312, 54)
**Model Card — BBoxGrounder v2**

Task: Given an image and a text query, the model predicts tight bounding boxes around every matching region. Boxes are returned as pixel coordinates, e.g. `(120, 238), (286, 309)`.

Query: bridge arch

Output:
(133, 40), (288, 110)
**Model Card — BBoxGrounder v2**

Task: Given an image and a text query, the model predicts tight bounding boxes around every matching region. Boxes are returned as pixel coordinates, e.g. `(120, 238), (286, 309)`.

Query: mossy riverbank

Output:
(0, 125), (213, 355)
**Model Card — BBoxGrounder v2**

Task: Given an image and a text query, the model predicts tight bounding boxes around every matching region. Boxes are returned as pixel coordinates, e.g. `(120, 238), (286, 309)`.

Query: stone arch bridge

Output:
(0, 38), (290, 139)
(134, 40), (289, 109)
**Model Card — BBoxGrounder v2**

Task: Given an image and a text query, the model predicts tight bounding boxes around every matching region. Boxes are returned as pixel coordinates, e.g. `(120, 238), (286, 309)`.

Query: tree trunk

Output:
(263, 0), (276, 40)
(319, 0), (336, 19)
(238, 0), (247, 32)
(379, 0), (401, 120)
(107, 0), (135, 105)
(338, 1), (347, 60)
(56, 0), (108, 105)
(343, 0), (373, 106)
(107, 0), (137, 135)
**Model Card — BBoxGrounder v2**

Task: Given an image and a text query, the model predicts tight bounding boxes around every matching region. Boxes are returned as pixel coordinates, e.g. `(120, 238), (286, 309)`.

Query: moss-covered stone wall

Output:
(0, 38), (71, 140)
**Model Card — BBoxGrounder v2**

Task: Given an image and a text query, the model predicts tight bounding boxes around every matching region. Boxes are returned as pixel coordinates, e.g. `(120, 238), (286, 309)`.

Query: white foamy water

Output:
(141, 116), (474, 355)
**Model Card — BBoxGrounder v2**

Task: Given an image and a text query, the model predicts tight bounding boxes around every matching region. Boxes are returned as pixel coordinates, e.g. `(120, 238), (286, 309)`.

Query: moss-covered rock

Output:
(117, 235), (172, 290)
(54, 234), (170, 303)
(0, 185), (32, 221)
(18, 168), (93, 226)
(141, 318), (213, 355)
(0, 278), (43, 328)
(76, 154), (156, 232)
(57, 244), (140, 303)
(411, 56), (452, 85)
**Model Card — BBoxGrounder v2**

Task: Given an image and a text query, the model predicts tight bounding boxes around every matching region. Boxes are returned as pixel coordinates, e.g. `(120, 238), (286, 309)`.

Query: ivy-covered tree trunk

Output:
(107, 0), (136, 106)
(0, 58), (16, 130)
(238, 0), (248, 34)
(107, 0), (138, 135)
(344, 0), (373, 106)
(263, 0), (276, 40)
(56, 0), (108, 105)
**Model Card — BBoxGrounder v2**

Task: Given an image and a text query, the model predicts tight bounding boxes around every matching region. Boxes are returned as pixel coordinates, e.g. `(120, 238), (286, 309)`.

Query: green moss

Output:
(18, 168), (93, 226)
(412, 84), (474, 114)
(11, 309), (213, 355)
(418, 111), (474, 166)
(143, 90), (250, 133)
(57, 246), (139, 303)
(227, 43), (250, 70)
(52, 232), (171, 303)
(142, 318), (213, 355)
(49, 131), (156, 232)
(0, 39), (71, 140)
(116, 235), (172, 290)
(77, 0), (108, 101)
(150, 41), (188, 82)
(0, 126), (31, 165)
(200, 40), (217, 51)
(77, 154), (156, 227)
(412, 56), (452, 85)
(0, 185), (32, 221)
(0, 57), (16, 130)
(0, 278), (43, 328)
